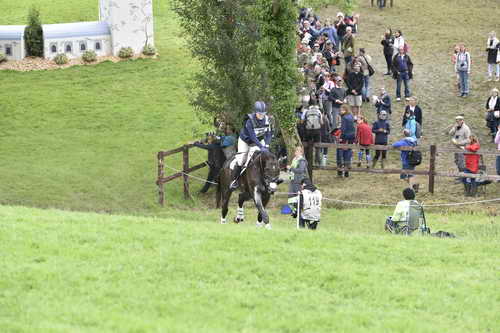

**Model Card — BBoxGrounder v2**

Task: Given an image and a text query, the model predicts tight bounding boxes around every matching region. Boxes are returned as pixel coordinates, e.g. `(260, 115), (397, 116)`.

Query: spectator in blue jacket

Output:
(372, 110), (391, 168)
(403, 109), (418, 140)
(336, 105), (356, 177)
(392, 129), (419, 191)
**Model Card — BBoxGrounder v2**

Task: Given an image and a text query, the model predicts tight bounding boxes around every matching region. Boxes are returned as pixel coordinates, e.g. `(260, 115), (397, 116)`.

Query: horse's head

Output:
(259, 151), (283, 194)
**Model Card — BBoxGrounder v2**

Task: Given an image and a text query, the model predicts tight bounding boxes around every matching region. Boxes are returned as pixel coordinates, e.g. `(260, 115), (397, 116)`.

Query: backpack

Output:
(305, 107), (322, 130)
(408, 150), (422, 166)
(362, 55), (375, 76)
(415, 121), (422, 139)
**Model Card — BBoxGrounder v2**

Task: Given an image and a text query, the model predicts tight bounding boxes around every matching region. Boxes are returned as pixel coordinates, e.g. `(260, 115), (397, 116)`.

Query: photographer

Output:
(449, 115), (471, 173)
(192, 133), (226, 194)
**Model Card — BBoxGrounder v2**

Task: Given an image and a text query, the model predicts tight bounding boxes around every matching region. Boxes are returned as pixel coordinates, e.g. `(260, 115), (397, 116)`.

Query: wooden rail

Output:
(305, 143), (500, 194)
(156, 144), (207, 206)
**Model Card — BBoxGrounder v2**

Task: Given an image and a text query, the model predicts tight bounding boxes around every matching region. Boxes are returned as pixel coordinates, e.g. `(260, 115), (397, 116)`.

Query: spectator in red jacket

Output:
(462, 135), (480, 196)
(356, 116), (374, 168)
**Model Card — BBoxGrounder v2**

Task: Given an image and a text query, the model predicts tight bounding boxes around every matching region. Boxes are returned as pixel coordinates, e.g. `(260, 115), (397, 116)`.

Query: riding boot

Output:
(229, 165), (242, 190)
(380, 159), (385, 169)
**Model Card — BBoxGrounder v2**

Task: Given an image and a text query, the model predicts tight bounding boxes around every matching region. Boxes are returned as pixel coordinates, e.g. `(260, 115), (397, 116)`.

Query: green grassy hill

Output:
(1, 0), (499, 216)
(1, 205), (499, 332)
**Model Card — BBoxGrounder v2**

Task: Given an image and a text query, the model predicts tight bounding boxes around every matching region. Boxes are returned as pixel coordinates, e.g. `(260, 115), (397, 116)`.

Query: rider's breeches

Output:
(235, 138), (265, 167)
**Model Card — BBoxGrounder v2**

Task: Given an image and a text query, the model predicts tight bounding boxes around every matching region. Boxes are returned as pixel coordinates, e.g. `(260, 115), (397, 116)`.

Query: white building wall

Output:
(100, 0), (155, 56)
(44, 35), (112, 60)
(0, 39), (24, 61)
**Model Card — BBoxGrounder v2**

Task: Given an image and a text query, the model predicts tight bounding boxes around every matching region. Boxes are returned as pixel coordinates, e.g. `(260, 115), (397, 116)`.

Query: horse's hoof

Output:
(265, 223), (272, 230)
(220, 218), (227, 224)
(256, 222), (264, 228)
(234, 217), (244, 223)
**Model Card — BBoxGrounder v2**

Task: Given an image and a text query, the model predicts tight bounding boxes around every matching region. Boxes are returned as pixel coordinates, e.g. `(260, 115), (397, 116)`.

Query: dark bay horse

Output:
(216, 149), (282, 229)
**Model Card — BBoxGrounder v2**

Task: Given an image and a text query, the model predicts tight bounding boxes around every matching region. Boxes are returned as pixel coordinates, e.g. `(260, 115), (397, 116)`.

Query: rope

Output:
(161, 164), (500, 207)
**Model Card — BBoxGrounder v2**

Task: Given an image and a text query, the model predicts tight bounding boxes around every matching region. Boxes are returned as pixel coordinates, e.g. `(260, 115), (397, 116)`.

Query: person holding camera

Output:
(455, 43), (471, 97)
(461, 135), (481, 197)
(449, 115), (471, 174)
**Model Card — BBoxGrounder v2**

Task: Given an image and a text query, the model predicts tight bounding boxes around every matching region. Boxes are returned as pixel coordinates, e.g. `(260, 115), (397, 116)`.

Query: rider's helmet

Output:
(254, 101), (267, 115)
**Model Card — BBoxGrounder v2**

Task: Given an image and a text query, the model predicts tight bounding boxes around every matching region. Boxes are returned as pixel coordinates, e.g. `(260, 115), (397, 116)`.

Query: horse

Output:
(216, 149), (282, 229)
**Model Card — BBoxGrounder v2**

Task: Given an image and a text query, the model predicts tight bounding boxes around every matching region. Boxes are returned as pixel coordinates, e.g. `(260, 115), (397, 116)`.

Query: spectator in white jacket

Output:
(393, 30), (405, 55)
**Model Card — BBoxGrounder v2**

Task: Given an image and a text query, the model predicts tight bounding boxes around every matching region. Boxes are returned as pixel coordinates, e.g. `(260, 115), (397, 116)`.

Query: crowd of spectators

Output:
(294, 7), (500, 195)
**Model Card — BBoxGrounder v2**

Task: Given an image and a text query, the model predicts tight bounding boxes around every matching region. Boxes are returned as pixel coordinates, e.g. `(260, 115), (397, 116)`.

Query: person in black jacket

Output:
(391, 47), (414, 101)
(485, 88), (500, 142)
(193, 134), (226, 193)
(380, 29), (394, 75)
(346, 64), (364, 118)
(372, 110), (391, 168)
(403, 97), (422, 126)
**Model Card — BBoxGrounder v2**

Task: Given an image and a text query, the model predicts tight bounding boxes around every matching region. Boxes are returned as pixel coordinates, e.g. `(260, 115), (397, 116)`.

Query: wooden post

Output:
(157, 152), (165, 206)
(183, 145), (190, 200)
(305, 142), (314, 181)
(371, 0), (374, 6)
(390, 0), (394, 7)
(428, 145), (436, 194)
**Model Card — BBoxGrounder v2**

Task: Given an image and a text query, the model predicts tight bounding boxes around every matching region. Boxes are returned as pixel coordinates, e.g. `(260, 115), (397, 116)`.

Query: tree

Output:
(172, 0), (302, 155)
(25, 7), (44, 57)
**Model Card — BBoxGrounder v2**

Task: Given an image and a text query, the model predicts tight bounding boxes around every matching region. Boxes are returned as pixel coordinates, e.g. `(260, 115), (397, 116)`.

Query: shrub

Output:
(142, 44), (156, 56)
(25, 7), (44, 57)
(118, 47), (134, 59)
(54, 53), (69, 65)
(82, 50), (97, 63)
(0, 53), (6, 63)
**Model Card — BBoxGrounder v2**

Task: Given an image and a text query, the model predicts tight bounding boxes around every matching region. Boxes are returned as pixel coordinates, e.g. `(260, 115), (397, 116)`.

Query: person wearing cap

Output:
(322, 40), (339, 72)
(230, 101), (272, 190)
(334, 12), (347, 50)
(372, 110), (391, 168)
(392, 129), (419, 192)
(449, 115), (471, 174)
(485, 88), (500, 142)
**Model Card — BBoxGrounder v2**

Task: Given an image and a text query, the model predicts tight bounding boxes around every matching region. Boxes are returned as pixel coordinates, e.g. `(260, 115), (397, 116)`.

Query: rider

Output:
(230, 101), (273, 190)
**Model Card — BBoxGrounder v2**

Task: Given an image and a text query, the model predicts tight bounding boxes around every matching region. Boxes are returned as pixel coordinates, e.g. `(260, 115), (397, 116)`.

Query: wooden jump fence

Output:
(304, 143), (500, 194)
(156, 142), (500, 205)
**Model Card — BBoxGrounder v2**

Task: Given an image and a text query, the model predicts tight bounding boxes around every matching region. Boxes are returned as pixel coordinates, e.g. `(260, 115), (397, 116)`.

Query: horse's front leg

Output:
(220, 189), (232, 224)
(254, 186), (271, 229)
(234, 192), (251, 223)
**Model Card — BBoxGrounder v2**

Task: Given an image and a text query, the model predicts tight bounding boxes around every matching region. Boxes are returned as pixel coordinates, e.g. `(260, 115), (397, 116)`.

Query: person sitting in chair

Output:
(230, 101), (273, 190)
(385, 188), (429, 235)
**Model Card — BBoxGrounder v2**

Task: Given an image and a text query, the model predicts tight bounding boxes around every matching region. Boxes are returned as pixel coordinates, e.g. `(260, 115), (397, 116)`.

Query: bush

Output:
(54, 53), (69, 65)
(142, 44), (156, 56)
(0, 53), (6, 63)
(118, 47), (134, 59)
(25, 7), (44, 57)
(82, 50), (97, 63)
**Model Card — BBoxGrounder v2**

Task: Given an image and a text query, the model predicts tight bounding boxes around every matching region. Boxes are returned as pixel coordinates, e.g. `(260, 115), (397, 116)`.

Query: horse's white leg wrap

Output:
(237, 207), (245, 220)
(256, 221), (264, 228)
(220, 217), (227, 224)
(265, 223), (272, 230)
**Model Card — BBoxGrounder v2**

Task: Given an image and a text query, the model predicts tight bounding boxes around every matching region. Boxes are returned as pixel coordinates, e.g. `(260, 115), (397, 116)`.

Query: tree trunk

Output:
(281, 125), (302, 158)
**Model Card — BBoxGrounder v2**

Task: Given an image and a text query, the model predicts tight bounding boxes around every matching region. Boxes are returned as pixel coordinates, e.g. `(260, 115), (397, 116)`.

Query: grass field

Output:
(1, 1), (500, 331)
(1, 205), (499, 332)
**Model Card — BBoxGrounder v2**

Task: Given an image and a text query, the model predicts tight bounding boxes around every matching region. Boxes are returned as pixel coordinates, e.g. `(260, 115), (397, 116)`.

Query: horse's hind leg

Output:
(261, 193), (272, 230)
(220, 189), (232, 224)
(235, 192), (251, 223)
